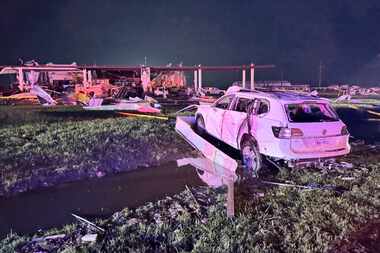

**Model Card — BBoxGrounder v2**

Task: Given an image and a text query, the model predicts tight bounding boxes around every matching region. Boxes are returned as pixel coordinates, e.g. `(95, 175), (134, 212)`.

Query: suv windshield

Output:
(285, 103), (338, 122)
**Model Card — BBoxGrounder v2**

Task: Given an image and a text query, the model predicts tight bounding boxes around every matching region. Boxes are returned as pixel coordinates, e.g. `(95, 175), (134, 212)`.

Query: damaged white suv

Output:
(195, 88), (350, 174)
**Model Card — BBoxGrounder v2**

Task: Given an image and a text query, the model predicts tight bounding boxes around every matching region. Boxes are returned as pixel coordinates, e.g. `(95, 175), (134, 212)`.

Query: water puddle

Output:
(0, 162), (203, 238)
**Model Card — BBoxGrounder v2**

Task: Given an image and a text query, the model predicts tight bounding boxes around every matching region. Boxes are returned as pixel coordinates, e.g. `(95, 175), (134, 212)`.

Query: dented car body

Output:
(195, 88), (350, 170)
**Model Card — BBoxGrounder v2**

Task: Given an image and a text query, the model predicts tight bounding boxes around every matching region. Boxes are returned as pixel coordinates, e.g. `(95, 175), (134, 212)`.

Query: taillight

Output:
(341, 125), (349, 135)
(272, 126), (303, 138)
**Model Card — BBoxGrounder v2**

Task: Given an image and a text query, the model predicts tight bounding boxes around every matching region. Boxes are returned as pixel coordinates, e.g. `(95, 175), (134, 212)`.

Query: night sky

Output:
(1, 0), (380, 86)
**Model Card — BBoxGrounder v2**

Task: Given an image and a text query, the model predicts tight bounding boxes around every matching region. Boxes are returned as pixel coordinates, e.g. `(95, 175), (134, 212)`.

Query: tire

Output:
(240, 137), (262, 177)
(196, 115), (206, 135)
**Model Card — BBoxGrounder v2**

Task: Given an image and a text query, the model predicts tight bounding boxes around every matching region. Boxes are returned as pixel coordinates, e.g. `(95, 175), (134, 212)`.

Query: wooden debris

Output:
(71, 213), (105, 232)
(226, 180), (235, 218)
(339, 176), (355, 181)
(185, 185), (201, 211)
(81, 234), (97, 243)
(31, 234), (66, 242)
(261, 180), (312, 189)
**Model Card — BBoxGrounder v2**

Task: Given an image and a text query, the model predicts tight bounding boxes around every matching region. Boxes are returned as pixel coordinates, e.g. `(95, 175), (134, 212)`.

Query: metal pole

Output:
(17, 67), (25, 91)
(242, 67), (246, 89)
(194, 69), (198, 92)
(318, 61), (322, 88)
(88, 70), (92, 85)
(82, 69), (87, 87)
(250, 63), (255, 90)
(198, 65), (202, 93)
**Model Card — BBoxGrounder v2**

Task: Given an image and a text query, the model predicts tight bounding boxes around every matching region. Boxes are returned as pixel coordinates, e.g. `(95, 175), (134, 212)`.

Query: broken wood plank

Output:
(226, 180), (235, 218)
(71, 213), (105, 232)
(185, 185), (201, 211)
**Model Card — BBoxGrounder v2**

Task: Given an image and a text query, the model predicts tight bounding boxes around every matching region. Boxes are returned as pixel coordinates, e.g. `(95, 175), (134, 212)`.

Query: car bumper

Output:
(260, 135), (351, 161)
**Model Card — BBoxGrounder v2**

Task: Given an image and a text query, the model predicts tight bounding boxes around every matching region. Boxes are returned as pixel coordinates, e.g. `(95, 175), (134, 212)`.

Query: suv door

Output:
(253, 99), (272, 151)
(222, 96), (254, 148)
(206, 95), (234, 138)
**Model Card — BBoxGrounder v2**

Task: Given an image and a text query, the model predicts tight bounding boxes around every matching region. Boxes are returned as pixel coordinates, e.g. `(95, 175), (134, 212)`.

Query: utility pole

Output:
(318, 61), (323, 88)
(144, 56), (147, 66)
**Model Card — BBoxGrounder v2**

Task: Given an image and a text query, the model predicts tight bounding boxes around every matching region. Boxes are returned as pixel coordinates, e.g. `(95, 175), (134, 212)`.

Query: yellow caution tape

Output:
(0, 96), (36, 99)
(348, 104), (380, 117)
(118, 112), (168, 120)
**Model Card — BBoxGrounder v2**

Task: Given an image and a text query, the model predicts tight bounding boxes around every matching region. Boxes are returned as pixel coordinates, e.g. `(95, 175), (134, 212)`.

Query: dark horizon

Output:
(1, 0), (380, 86)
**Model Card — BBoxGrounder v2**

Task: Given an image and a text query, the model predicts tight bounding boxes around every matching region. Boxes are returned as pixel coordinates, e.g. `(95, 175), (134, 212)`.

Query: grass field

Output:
(0, 106), (193, 196)
(1, 146), (379, 252)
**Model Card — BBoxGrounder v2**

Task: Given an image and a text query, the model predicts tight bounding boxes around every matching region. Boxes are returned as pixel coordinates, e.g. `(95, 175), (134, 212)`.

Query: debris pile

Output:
(16, 218), (102, 253)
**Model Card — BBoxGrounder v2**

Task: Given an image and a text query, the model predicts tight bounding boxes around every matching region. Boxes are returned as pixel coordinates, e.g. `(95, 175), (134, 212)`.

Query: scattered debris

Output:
(71, 213), (105, 233)
(30, 84), (56, 106)
(81, 234), (97, 243)
(338, 162), (354, 169)
(185, 185), (201, 211)
(261, 180), (347, 193)
(83, 99), (160, 113)
(31, 234), (66, 243)
(339, 176), (355, 181)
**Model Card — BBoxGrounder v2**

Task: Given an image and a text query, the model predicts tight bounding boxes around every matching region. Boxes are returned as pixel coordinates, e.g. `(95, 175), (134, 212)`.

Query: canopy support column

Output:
(194, 69), (198, 92)
(198, 65), (202, 93)
(242, 67), (246, 89)
(250, 63), (255, 90)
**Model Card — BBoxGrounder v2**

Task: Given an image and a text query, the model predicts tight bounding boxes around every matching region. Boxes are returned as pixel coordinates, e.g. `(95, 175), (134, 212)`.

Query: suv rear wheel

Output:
(240, 137), (262, 177)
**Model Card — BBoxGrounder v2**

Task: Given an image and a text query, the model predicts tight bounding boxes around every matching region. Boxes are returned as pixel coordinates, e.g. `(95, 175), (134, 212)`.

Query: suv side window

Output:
(215, 95), (234, 110)
(234, 97), (253, 113)
(257, 100), (270, 115)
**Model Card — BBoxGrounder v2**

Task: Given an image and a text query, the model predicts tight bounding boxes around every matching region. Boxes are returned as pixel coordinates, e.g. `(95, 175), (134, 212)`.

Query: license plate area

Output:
(291, 136), (345, 153)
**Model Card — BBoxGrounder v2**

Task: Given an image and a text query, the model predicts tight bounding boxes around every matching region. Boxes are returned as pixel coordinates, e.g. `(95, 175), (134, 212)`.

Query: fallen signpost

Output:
(175, 115), (237, 217)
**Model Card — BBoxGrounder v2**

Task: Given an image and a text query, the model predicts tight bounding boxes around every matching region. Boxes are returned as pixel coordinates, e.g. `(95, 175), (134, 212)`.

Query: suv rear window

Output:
(285, 103), (338, 122)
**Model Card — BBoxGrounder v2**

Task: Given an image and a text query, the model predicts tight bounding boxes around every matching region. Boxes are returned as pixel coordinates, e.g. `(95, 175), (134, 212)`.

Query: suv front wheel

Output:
(240, 138), (262, 177)
(196, 115), (206, 135)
